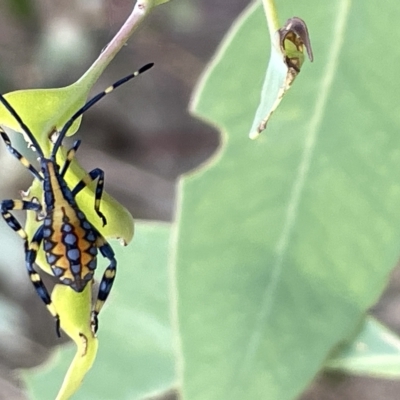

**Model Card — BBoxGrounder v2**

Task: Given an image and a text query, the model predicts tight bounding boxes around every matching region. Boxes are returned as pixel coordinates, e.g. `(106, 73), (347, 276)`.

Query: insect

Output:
(0, 62), (154, 336)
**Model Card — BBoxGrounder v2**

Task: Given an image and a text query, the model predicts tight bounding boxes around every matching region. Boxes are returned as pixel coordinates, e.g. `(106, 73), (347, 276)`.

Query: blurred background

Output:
(0, 0), (399, 399)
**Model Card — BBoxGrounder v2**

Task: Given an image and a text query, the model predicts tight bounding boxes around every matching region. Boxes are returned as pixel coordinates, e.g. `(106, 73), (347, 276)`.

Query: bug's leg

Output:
(0, 200), (60, 336)
(26, 226), (61, 337)
(59, 139), (81, 177)
(0, 199), (42, 238)
(0, 129), (43, 182)
(71, 168), (106, 226)
(91, 235), (117, 334)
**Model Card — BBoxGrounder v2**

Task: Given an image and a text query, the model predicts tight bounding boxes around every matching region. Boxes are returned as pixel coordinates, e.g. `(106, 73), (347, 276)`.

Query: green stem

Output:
(77, 0), (154, 88)
(262, 0), (280, 38)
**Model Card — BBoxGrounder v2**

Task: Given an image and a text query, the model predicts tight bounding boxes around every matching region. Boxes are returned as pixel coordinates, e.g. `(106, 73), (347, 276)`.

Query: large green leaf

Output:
(174, 1), (400, 399)
(25, 222), (175, 400)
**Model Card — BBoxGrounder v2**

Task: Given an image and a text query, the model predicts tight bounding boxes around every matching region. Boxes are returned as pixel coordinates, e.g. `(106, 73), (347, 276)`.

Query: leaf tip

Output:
(249, 130), (260, 140)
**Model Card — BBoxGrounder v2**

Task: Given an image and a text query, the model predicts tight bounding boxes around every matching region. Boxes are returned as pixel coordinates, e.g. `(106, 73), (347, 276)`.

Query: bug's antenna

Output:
(51, 62), (154, 159)
(0, 94), (45, 158)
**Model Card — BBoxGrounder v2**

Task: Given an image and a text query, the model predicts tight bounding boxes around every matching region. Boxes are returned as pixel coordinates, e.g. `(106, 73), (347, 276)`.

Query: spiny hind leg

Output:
(91, 236), (117, 334)
(71, 168), (106, 226)
(26, 226), (61, 337)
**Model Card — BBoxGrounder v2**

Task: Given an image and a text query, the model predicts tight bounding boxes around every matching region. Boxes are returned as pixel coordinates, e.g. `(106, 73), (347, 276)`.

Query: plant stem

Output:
(262, 0), (280, 38)
(78, 0), (154, 87)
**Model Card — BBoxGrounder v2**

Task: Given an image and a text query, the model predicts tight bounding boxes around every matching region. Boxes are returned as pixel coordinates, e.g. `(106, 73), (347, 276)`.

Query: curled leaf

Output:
(249, 16), (313, 139)
(279, 17), (313, 71)
(51, 284), (98, 400)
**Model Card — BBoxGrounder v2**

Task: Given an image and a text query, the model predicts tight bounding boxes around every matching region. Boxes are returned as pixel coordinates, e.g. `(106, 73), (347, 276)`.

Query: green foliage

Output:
(50, 284), (98, 400)
(249, 34), (288, 138)
(249, 14), (313, 139)
(0, 86), (89, 155)
(173, 1), (400, 399)
(1, 2), (168, 399)
(25, 222), (175, 400)
(327, 317), (400, 378)
(19, 0), (400, 399)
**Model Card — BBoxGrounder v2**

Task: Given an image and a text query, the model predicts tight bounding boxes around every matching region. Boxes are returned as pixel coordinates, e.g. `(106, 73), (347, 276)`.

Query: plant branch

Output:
(261, 0), (280, 38)
(79, 0), (155, 86)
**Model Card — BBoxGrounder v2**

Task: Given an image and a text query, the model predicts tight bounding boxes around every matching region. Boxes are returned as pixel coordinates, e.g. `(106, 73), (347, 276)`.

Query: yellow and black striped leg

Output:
(71, 168), (106, 226)
(0, 129), (43, 182)
(91, 236), (117, 334)
(0, 199), (42, 239)
(59, 140), (82, 177)
(26, 226), (61, 337)
(60, 141), (106, 226)
(0, 201), (60, 336)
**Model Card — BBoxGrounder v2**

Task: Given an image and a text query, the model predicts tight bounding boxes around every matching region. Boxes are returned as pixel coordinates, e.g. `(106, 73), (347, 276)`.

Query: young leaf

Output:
(249, 13), (313, 139)
(326, 317), (400, 378)
(51, 284), (98, 400)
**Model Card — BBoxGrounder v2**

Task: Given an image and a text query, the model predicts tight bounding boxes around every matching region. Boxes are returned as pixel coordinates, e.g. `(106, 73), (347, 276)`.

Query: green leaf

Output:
(174, 1), (400, 400)
(248, 34), (288, 139)
(0, 84), (91, 155)
(249, 14), (313, 139)
(24, 222), (175, 400)
(51, 284), (98, 400)
(327, 317), (400, 378)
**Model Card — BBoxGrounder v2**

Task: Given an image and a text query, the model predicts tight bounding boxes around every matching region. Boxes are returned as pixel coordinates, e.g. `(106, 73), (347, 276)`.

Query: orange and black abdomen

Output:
(43, 206), (98, 292)
(41, 159), (99, 292)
